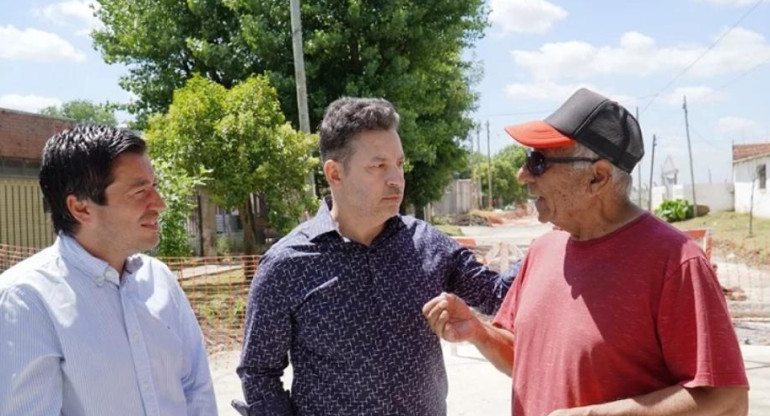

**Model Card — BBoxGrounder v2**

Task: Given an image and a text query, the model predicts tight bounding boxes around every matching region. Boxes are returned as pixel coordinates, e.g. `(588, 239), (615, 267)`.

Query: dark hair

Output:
(39, 124), (146, 235)
(318, 97), (400, 165)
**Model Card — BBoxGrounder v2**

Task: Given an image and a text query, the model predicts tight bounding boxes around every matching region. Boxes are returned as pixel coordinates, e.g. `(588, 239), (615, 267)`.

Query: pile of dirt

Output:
(498, 203), (534, 220)
(442, 212), (489, 226)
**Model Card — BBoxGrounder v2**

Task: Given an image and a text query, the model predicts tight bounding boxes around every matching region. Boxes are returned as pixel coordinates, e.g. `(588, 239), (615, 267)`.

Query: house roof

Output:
(732, 142), (770, 163)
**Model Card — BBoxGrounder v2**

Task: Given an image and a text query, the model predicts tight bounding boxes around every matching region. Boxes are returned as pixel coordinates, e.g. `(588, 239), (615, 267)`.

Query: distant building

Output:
(0, 108), (73, 247)
(733, 142), (770, 219)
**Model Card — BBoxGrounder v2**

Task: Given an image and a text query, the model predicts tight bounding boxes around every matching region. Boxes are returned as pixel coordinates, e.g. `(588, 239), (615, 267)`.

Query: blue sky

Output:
(1, 0), (769, 185)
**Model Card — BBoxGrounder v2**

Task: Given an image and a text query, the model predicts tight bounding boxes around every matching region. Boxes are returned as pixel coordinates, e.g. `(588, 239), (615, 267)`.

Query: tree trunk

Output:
(240, 198), (258, 281)
(414, 205), (425, 220)
(254, 192), (267, 246)
(240, 199), (257, 255)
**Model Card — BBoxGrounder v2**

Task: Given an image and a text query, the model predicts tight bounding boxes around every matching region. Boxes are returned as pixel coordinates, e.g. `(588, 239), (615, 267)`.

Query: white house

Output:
(733, 143), (770, 219)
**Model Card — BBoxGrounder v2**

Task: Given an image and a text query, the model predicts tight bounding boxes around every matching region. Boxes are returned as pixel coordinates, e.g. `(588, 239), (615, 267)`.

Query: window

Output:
(758, 164), (766, 190)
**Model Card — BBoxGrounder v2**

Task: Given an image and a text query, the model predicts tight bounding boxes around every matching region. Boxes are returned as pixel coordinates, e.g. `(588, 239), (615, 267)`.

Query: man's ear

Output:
(323, 159), (344, 189)
(65, 195), (92, 226)
(588, 160), (613, 195)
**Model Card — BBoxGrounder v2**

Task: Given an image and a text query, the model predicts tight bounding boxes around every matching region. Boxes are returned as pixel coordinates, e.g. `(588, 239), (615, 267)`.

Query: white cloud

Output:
(696, 0), (759, 6)
(717, 116), (758, 134)
(510, 28), (770, 81)
(659, 86), (725, 106)
(0, 94), (62, 113)
(489, 0), (567, 35)
(504, 81), (595, 102)
(503, 81), (639, 108)
(35, 1), (103, 36)
(0, 25), (86, 62)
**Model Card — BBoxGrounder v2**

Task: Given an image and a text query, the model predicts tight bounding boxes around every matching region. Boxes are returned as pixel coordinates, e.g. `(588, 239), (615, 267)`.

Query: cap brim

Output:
(503, 120), (575, 148)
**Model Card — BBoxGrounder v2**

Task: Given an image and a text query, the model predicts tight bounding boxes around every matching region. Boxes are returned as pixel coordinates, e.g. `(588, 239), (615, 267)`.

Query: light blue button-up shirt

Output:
(0, 235), (217, 416)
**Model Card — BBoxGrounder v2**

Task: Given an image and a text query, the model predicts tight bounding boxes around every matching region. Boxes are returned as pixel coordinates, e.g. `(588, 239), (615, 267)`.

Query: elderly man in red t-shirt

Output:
(423, 88), (749, 415)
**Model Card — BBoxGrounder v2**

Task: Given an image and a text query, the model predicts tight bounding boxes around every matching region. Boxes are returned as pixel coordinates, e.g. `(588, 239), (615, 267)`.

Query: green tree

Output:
(92, 0), (487, 216)
(40, 99), (119, 126)
(152, 158), (208, 256)
(474, 145), (528, 208)
(145, 74), (318, 253)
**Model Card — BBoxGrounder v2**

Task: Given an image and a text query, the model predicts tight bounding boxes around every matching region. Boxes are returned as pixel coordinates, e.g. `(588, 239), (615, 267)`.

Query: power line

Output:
(640, 0), (765, 114)
(690, 125), (721, 150)
(711, 53), (770, 94)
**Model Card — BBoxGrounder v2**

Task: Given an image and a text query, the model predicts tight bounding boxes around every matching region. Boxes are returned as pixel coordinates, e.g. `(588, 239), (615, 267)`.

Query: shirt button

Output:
(131, 331), (140, 342)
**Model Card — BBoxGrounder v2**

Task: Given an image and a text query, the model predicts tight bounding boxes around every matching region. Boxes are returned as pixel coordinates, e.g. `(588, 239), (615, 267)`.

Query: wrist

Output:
(467, 316), (488, 345)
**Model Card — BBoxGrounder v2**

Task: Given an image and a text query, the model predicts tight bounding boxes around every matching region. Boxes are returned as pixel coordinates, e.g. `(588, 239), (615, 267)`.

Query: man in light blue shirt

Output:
(0, 125), (217, 415)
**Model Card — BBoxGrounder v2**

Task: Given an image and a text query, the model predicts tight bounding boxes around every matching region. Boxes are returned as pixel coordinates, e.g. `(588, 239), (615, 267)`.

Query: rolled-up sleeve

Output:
(0, 286), (64, 416)
(236, 254), (294, 415)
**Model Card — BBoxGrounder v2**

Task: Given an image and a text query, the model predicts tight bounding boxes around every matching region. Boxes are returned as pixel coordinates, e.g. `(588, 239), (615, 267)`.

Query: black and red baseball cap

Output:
(504, 88), (644, 173)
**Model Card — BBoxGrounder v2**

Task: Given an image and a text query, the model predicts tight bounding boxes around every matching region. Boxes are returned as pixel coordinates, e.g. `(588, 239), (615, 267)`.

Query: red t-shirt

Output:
(493, 213), (749, 415)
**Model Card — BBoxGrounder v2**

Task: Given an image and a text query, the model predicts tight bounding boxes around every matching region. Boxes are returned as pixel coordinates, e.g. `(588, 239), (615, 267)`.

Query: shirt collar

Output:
(56, 233), (144, 287)
(304, 196), (405, 243)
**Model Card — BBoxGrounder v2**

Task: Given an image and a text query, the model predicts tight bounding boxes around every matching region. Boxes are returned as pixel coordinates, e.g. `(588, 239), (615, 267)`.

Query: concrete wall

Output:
(632, 183), (733, 213)
(430, 179), (474, 217)
(630, 185), (667, 211)
(734, 156), (770, 218)
(672, 183), (734, 212)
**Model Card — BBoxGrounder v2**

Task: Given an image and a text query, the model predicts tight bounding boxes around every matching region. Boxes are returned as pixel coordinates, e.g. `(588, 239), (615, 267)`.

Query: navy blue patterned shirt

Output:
(237, 198), (516, 415)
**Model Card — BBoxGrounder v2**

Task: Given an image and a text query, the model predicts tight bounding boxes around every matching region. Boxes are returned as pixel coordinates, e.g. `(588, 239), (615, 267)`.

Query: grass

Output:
(435, 224), (463, 236)
(673, 211), (770, 265)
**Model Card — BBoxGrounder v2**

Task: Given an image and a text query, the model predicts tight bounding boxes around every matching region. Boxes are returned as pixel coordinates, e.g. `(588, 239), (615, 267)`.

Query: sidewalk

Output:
(211, 343), (770, 415)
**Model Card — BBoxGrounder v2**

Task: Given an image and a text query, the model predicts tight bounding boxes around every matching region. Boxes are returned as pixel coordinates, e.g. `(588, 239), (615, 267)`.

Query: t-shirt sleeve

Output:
(492, 254), (528, 332)
(657, 256), (749, 388)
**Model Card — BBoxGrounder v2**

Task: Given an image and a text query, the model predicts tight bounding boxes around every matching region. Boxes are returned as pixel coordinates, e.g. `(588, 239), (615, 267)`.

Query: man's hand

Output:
(422, 292), (480, 342)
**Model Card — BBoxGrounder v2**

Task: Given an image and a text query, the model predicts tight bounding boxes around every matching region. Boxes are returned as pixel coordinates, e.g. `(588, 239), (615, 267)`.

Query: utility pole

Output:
(683, 96), (697, 213)
(476, 124), (482, 209)
(749, 173), (757, 236)
(636, 106), (642, 206)
(648, 134), (657, 211)
(290, 0), (316, 197)
(486, 120), (493, 209)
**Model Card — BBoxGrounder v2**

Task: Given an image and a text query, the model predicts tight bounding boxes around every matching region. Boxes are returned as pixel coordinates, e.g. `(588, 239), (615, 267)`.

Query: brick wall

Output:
(0, 108), (74, 160)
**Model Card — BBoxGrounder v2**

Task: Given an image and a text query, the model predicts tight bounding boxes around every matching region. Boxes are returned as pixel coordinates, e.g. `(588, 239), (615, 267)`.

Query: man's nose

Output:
(149, 187), (167, 212)
(516, 166), (533, 185)
(386, 166), (405, 188)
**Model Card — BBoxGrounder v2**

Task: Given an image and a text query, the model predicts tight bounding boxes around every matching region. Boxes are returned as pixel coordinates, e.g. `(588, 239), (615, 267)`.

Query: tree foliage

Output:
(40, 99), (119, 126)
(92, 0), (487, 213)
(145, 74), (318, 248)
(152, 158), (208, 256)
(473, 145), (528, 208)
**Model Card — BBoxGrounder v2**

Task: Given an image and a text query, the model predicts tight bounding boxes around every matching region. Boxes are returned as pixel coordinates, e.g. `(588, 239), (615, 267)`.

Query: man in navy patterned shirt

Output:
(234, 97), (517, 415)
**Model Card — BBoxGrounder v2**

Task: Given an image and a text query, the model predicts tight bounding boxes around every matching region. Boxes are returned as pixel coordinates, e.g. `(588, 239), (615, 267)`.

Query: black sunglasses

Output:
(525, 150), (601, 176)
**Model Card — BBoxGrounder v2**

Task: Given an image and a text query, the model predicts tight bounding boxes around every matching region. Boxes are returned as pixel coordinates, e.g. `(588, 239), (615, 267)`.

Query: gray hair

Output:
(568, 143), (633, 197)
(318, 97), (400, 166)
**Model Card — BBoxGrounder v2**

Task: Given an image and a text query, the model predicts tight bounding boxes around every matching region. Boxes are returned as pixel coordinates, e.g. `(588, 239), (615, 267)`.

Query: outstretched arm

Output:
(422, 292), (515, 376)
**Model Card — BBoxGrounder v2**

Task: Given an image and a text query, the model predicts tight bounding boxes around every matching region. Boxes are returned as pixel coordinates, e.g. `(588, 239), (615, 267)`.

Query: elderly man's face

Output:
(516, 146), (594, 228)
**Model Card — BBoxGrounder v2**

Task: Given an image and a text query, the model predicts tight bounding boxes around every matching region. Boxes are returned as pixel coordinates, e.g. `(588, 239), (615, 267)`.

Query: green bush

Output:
(654, 199), (694, 223)
(216, 236), (232, 255)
